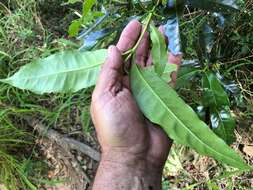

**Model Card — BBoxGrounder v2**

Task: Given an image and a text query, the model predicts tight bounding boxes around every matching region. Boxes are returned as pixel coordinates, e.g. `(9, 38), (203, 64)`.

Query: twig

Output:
(123, 12), (153, 62)
(183, 10), (202, 18)
(220, 54), (253, 65)
(122, 0), (160, 62)
(28, 119), (101, 162)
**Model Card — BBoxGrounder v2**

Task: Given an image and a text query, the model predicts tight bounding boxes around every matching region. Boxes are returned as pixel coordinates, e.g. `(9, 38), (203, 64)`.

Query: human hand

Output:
(91, 20), (182, 189)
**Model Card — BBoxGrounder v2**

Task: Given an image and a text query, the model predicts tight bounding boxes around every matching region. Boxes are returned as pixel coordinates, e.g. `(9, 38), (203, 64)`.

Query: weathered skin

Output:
(91, 20), (182, 190)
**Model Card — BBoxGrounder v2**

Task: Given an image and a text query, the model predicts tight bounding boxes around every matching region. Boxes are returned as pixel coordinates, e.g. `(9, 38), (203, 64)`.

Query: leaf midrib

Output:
(11, 62), (102, 80)
(135, 66), (240, 164)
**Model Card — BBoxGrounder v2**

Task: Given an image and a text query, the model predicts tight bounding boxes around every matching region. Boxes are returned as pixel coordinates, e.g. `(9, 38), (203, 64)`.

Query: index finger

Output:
(117, 20), (142, 53)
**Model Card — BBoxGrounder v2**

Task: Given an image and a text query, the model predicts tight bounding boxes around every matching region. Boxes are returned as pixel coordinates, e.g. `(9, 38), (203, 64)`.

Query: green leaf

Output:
(130, 64), (248, 170)
(143, 64), (177, 83)
(68, 19), (82, 37)
(176, 65), (200, 88)
(202, 71), (230, 107)
(210, 107), (236, 145)
(161, 64), (177, 83)
(83, 0), (96, 16)
(0, 49), (107, 94)
(150, 24), (168, 76)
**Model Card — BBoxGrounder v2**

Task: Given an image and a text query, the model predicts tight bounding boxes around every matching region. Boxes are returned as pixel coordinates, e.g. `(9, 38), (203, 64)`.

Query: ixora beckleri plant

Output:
(0, 0), (251, 171)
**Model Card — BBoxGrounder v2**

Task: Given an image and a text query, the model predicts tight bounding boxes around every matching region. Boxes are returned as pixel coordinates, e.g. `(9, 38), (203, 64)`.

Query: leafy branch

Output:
(0, 0), (250, 171)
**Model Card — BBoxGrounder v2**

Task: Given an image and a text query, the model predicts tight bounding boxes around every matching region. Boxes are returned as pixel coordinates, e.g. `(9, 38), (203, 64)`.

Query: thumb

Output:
(105, 45), (124, 71)
(93, 46), (124, 96)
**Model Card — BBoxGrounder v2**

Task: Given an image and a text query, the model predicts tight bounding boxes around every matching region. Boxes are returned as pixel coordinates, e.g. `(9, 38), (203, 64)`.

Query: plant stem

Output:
(122, 0), (160, 62)
(122, 0), (159, 66)
(123, 12), (153, 62)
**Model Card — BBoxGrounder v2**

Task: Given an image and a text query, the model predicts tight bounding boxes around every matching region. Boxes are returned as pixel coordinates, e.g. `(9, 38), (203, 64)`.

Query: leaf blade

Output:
(161, 64), (177, 83)
(202, 71), (230, 107)
(68, 19), (82, 37)
(150, 24), (168, 76)
(1, 49), (107, 94)
(130, 64), (248, 170)
(210, 107), (236, 145)
(82, 0), (96, 16)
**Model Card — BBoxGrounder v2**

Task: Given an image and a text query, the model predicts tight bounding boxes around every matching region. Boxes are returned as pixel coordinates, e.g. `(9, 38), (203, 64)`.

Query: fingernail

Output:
(108, 45), (113, 53)
(129, 18), (140, 24)
(107, 46), (114, 60)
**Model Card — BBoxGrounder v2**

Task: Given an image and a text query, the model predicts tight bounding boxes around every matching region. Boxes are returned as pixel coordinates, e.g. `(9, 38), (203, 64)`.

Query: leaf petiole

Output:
(122, 0), (160, 63)
(123, 12), (153, 62)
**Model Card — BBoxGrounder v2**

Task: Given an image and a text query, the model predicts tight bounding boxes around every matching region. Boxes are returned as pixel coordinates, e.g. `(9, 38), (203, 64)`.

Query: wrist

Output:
(101, 147), (147, 170)
(101, 147), (164, 174)
(92, 149), (163, 190)
(93, 158), (163, 190)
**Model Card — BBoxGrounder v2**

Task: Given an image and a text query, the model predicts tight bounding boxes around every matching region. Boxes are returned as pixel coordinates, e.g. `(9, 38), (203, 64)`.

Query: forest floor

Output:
(0, 0), (252, 190)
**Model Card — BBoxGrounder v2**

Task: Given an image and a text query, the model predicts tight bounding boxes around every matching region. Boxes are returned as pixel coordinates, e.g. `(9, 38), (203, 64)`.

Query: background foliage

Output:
(0, 0), (252, 189)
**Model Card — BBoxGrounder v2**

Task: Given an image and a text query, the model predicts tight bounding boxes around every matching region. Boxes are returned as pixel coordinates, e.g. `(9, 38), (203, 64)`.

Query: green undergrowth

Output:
(0, 0), (92, 189)
(162, 0), (253, 189)
(0, 0), (252, 189)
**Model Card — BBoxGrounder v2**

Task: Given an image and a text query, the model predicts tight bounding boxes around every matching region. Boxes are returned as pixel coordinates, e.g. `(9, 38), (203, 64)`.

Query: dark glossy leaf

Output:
(176, 60), (201, 88)
(176, 66), (200, 88)
(79, 28), (112, 51)
(199, 24), (215, 59)
(181, 59), (202, 67)
(196, 106), (206, 121)
(203, 24), (215, 54)
(216, 72), (246, 108)
(0, 50), (107, 94)
(150, 24), (168, 76)
(167, 0), (177, 8)
(212, 12), (226, 29)
(164, 13), (181, 55)
(187, 0), (240, 13)
(210, 107), (236, 145)
(166, 0), (186, 12)
(202, 71), (230, 107)
(78, 11), (109, 40)
(131, 64), (248, 170)
(216, 72), (240, 95)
